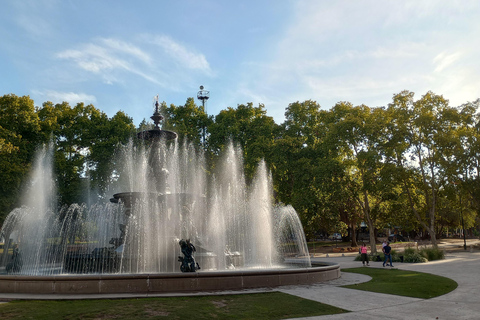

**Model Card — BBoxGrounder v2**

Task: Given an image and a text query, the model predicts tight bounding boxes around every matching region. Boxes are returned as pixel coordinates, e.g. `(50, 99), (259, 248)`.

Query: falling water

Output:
(0, 140), (311, 275)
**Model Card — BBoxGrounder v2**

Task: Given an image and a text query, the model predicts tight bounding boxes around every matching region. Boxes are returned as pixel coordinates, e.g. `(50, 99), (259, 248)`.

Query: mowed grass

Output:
(0, 269), (457, 319)
(342, 267), (458, 299)
(0, 292), (348, 320)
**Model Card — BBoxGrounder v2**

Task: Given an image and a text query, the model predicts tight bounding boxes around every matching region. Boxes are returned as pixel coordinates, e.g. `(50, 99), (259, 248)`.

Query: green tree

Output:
(454, 100), (480, 223)
(208, 102), (278, 179)
(386, 91), (466, 246)
(164, 98), (211, 147)
(0, 94), (41, 223)
(327, 102), (397, 253)
(37, 101), (135, 205)
(272, 101), (344, 239)
(86, 110), (136, 195)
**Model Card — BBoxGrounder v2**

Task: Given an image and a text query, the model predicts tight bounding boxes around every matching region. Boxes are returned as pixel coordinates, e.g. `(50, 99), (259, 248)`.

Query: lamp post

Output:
(455, 180), (468, 251)
(197, 85), (209, 146)
(460, 192), (467, 250)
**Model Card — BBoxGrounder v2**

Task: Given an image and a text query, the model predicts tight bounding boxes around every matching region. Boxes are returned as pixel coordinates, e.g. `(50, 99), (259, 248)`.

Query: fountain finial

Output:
(136, 95), (177, 140)
(150, 95), (163, 129)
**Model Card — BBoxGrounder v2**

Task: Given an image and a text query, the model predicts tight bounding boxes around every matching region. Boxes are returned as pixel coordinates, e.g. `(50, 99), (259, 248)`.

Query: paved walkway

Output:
(282, 250), (480, 319)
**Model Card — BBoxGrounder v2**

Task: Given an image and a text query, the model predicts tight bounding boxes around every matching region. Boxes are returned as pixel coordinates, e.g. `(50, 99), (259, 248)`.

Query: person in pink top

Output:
(360, 243), (369, 266)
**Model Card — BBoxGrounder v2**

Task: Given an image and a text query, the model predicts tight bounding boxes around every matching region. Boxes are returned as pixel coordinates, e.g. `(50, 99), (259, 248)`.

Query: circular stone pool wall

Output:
(0, 263), (339, 296)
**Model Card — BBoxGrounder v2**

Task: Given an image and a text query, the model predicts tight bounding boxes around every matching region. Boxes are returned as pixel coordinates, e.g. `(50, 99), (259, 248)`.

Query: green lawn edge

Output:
(0, 292), (349, 320)
(342, 267), (458, 299)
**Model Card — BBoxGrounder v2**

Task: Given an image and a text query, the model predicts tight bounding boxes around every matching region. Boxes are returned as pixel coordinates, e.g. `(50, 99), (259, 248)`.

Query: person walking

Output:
(360, 243), (369, 266)
(383, 242), (394, 267)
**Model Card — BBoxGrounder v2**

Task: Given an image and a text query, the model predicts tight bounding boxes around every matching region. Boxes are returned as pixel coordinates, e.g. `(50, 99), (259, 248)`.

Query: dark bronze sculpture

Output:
(178, 239), (200, 272)
(6, 244), (22, 273)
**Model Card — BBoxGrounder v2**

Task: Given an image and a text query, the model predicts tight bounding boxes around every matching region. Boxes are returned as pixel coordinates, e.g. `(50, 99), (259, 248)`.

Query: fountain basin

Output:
(0, 263), (339, 295)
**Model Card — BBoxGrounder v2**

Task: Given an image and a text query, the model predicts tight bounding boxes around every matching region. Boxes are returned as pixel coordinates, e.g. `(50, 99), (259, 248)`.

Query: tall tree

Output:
(328, 102), (395, 253)
(386, 91), (465, 246)
(273, 101), (344, 239)
(164, 98), (211, 147)
(208, 102), (278, 179)
(0, 94), (41, 223)
(455, 99), (480, 219)
(37, 101), (135, 205)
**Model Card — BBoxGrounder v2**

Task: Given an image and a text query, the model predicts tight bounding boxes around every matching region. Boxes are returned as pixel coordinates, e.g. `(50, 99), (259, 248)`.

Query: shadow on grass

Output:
(0, 292), (349, 320)
(342, 267), (458, 299)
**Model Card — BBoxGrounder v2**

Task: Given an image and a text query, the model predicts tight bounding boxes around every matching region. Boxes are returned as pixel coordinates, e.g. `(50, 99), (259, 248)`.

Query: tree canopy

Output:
(1, 92), (479, 250)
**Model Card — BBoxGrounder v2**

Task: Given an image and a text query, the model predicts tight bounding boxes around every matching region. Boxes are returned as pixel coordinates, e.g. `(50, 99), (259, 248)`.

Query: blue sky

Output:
(1, 1), (479, 126)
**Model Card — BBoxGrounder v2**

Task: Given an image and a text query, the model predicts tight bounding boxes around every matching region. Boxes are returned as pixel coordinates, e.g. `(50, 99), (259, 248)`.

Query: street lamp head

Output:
(197, 85), (210, 101)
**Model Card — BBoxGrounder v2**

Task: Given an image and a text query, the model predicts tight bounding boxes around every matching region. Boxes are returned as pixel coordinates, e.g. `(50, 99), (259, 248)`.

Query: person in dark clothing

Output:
(383, 242), (393, 267)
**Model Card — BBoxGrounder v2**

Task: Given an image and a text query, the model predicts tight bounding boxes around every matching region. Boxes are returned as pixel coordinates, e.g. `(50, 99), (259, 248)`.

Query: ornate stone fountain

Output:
(0, 97), (339, 296)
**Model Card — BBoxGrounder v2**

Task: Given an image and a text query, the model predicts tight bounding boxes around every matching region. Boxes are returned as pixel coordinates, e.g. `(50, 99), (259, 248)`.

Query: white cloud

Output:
(56, 39), (165, 86)
(433, 52), (462, 73)
(57, 44), (128, 73)
(55, 35), (213, 91)
(101, 38), (152, 65)
(149, 35), (212, 73)
(58, 42), (127, 72)
(33, 90), (97, 105)
(236, 1), (480, 118)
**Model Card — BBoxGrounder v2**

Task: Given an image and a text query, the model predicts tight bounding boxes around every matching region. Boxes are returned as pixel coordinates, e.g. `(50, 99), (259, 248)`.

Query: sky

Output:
(1, 0), (480, 126)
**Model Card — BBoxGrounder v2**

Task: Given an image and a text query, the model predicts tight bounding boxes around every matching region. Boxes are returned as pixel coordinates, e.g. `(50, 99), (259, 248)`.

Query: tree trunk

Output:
(351, 224), (358, 247)
(403, 178), (438, 247)
(362, 190), (377, 254)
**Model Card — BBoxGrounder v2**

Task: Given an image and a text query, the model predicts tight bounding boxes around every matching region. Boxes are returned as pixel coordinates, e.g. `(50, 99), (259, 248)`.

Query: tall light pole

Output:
(455, 180), (468, 251)
(197, 85), (209, 146)
(460, 192), (467, 250)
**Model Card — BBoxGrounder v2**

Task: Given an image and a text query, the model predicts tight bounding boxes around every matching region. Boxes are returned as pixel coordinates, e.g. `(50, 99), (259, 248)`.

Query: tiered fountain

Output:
(0, 98), (339, 296)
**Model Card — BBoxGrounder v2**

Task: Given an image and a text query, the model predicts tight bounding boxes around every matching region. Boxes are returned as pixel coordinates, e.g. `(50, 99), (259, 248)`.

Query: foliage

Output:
(355, 246), (443, 263)
(402, 252), (427, 263)
(37, 101), (136, 204)
(384, 91), (469, 246)
(164, 98), (211, 147)
(326, 102), (399, 252)
(354, 251), (404, 262)
(419, 246), (445, 261)
(272, 100), (345, 239)
(0, 96), (136, 222)
(1, 89), (480, 242)
(208, 102), (279, 179)
(0, 94), (40, 222)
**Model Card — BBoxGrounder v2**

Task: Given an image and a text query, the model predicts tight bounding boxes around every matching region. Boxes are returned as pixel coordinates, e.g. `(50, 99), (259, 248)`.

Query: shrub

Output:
(354, 252), (400, 262)
(404, 247), (416, 256)
(403, 252), (427, 263)
(354, 253), (380, 261)
(419, 247), (445, 261)
(353, 246), (444, 264)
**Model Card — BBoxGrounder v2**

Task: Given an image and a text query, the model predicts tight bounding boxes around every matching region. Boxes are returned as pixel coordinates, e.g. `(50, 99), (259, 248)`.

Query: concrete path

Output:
(283, 250), (480, 320)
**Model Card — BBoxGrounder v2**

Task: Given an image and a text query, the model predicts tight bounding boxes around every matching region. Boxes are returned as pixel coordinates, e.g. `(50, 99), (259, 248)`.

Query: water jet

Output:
(0, 98), (339, 296)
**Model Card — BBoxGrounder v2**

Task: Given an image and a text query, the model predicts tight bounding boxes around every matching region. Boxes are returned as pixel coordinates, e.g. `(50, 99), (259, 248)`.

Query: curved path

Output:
(283, 250), (480, 319)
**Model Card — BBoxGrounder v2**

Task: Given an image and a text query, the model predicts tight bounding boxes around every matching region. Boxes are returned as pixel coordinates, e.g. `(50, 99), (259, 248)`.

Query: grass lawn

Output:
(0, 292), (348, 320)
(0, 268), (458, 319)
(342, 267), (458, 299)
